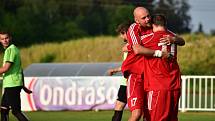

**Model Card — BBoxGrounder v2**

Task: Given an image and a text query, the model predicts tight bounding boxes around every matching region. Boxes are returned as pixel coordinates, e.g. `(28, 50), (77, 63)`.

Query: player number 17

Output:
(131, 97), (137, 107)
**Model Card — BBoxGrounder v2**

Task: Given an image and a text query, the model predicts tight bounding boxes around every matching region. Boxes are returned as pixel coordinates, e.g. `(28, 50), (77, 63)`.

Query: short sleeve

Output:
(127, 23), (141, 45)
(4, 47), (16, 63)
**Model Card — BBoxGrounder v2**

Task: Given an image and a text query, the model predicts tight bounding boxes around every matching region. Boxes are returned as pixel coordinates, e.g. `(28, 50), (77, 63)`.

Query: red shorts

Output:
(127, 74), (144, 111)
(144, 90), (181, 121)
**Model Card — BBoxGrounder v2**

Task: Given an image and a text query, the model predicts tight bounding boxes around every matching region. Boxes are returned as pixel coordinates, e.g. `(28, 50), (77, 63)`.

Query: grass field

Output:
(7, 110), (215, 121)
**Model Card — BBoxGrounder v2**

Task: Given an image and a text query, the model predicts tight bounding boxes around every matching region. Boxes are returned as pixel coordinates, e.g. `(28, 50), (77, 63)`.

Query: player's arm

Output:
(107, 67), (121, 76)
(126, 23), (144, 52)
(160, 35), (185, 46)
(0, 62), (12, 74)
(122, 43), (130, 52)
(127, 23), (142, 46)
(133, 44), (169, 58)
(133, 44), (154, 55)
(174, 35), (185, 46)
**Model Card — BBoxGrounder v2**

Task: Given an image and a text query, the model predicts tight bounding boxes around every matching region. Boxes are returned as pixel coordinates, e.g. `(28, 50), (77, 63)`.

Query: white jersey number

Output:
(131, 97), (137, 107)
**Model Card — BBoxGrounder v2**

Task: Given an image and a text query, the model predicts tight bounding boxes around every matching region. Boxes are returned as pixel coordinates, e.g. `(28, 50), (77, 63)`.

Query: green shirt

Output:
(2, 44), (23, 88)
(120, 52), (128, 86)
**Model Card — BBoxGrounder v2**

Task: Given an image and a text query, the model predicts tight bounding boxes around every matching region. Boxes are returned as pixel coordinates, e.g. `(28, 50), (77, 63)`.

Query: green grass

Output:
(7, 110), (215, 121)
(178, 112), (215, 121)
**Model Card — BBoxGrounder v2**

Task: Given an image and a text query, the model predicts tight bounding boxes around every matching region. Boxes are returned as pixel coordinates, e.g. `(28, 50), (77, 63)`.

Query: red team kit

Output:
(121, 23), (181, 121)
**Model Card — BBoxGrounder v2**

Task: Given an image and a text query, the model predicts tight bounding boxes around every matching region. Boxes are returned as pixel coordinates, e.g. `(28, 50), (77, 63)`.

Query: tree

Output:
(0, 0), (24, 13)
(0, 0), (192, 46)
(196, 22), (204, 33)
(107, 5), (134, 34)
(210, 29), (215, 35)
(153, 0), (191, 33)
(123, 0), (155, 12)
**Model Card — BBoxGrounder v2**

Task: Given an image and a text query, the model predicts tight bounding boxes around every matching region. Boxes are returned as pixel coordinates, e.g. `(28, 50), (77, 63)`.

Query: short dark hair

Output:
(0, 31), (11, 36)
(151, 14), (167, 27)
(115, 21), (131, 34)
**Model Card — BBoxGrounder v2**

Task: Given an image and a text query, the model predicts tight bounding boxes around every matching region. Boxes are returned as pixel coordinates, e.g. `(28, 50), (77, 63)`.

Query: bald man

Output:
(121, 7), (155, 121)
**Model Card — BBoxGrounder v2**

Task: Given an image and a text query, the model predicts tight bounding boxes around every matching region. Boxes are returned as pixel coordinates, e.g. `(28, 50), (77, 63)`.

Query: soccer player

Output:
(0, 31), (30, 121)
(110, 20), (163, 121)
(108, 21), (130, 121)
(121, 7), (157, 121)
(122, 7), (185, 121)
(134, 14), (184, 121)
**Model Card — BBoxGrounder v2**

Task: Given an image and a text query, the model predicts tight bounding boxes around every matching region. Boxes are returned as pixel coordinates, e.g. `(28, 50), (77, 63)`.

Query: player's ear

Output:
(134, 17), (139, 24)
(9, 36), (13, 44)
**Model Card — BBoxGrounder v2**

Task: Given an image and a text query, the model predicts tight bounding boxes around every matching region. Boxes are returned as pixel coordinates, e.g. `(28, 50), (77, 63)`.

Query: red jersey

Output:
(121, 23), (152, 78)
(142, 30), (181, 90)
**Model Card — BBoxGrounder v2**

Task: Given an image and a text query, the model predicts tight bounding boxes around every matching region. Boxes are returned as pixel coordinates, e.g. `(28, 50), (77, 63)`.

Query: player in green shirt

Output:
(0, 31), (29, 121)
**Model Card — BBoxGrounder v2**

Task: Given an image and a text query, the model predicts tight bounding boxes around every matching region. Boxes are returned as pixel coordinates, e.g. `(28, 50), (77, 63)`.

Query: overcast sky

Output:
(188, 0), (215, 33)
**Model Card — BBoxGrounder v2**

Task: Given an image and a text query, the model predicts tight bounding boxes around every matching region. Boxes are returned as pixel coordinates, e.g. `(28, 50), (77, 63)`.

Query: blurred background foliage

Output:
(0, 0), (191, 46)
(1, 0), (214, 75)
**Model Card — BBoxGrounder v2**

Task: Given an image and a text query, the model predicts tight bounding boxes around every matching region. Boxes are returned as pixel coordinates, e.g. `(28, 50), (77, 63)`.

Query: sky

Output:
(188, 0), (215, 34)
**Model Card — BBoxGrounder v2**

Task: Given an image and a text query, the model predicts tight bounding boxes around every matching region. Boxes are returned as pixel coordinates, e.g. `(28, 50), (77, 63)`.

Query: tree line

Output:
(0, 0), (191, 46)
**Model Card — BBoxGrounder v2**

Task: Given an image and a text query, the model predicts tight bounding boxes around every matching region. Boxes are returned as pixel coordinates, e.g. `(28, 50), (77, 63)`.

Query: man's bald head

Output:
(133, 7), (151, 27)
(133, 7), (148, 18)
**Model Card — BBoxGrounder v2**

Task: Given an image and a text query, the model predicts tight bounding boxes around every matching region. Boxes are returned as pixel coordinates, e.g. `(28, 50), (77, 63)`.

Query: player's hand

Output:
(162, 51), (173, 61)
(160, 35), (175, 45)
(122, 43), (129, 52)
(107, 69), (115, 76)
(161, 50), (169, 59)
